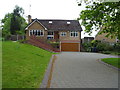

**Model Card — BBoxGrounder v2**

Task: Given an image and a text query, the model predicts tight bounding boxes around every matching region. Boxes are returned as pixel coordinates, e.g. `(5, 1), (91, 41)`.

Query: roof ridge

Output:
(32, 19), (77, 21)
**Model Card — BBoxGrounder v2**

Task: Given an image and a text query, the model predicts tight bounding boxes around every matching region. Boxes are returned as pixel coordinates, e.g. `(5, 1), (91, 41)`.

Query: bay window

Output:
(29, 30), (44, 36)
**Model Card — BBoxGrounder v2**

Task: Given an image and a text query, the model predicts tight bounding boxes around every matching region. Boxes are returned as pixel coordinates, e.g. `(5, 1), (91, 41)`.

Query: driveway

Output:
(50, 52), (118, 88)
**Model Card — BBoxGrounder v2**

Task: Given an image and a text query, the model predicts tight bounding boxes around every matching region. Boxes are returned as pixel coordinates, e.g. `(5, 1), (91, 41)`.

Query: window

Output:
(70, 31), (78, 37)
(49, 21), (52, 24)
(60, 32), (66, 36)
(47, 37), (53, 39)
(67, 22), (70, 24)
(30, 30), (33, 36)
(47, 31), (54, 39)
(48, 31), (54, 35)
(29, 30), (44, 36)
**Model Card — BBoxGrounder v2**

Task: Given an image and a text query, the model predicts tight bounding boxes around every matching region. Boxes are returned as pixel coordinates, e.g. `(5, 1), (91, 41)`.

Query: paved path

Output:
(50, 52), (119, 88)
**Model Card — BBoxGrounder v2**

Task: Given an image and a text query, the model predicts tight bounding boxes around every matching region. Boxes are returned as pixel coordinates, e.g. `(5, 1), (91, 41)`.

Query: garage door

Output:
(61, 43), (79, 52)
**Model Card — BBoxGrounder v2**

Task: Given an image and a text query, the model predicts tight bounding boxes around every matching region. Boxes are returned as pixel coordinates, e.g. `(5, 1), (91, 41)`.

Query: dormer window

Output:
(49, 21), (52, 24)
(67, 22), (70, 24)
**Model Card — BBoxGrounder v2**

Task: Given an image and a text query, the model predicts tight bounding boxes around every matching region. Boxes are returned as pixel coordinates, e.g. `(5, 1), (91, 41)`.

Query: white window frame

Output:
(60, 32), (67, 36)
(70, 31), (78, 37)
(39, 30), (44, 36)
(47, 31), (54, 39)
(48, 31), (54, 35)
(29, 30), (44, 36)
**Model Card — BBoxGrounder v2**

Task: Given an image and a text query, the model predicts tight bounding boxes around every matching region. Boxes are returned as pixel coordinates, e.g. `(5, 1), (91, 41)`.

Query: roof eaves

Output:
(25, 19), (47, 30)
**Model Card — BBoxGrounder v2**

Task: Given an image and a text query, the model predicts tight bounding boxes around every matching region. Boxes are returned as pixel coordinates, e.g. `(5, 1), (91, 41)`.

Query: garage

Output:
(61, 43), (80, 52)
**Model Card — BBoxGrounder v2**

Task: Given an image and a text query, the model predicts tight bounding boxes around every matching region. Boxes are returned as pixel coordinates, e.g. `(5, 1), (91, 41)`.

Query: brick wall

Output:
(26, 21), (81, 42)
(26, 22), (47, 40)
(59, 31), (81, 41)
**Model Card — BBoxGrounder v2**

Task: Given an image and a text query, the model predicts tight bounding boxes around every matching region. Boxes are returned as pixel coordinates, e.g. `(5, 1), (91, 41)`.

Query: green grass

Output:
(2, 41), (53, 88)
(101, 58), (120, 68)
(0, 41), (2, 89)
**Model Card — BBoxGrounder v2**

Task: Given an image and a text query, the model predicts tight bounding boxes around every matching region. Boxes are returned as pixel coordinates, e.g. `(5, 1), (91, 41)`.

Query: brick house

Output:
(25, 15), (82, 52)
(95, 31), (118, 44)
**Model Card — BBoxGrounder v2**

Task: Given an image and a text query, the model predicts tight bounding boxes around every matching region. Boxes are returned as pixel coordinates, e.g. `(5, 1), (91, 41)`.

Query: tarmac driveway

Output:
(50, 52), (118, 88)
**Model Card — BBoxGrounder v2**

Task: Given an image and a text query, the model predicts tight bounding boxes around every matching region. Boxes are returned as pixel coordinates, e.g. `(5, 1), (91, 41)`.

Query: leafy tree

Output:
(1, 5), (27, 39)
(10, 5), (26, 35)
(77, 1), (120, 39)
(1, 13), (12, 39)
(1, 13), (12, 31)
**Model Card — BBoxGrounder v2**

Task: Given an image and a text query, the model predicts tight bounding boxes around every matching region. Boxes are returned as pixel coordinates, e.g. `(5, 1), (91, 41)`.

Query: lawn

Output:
(0, 41), (2, 89)
(101, 58), (120, 68)
(2, 41), (53, 88)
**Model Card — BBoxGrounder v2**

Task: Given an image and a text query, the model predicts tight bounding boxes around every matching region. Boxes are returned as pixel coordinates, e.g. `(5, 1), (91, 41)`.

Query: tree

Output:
(10, 5), (27, 35)
(1, 13), (12, 39)
(1, 5), (27, 38)
(77, 1), (120, 40)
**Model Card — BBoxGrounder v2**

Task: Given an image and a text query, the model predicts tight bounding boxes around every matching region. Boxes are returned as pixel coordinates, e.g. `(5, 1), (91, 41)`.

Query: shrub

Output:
(2, 30), (11, 40)
(82, 42), (92, 52)
(18, 39), (27, 43)
(106, 45), (114, 51)
(102, 51), (111, 54)
(114, 42), (120, 52)
(50, 42), (60, 48)
(91, 40), (101, 47)
(83, 40), (115, 52)
(96, 42), (107, 51)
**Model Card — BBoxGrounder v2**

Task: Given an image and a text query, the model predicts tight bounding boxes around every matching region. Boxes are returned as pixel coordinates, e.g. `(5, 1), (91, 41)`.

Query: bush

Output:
(83, 40), (115, 52)
(2, 30), (11, 40)
(18, 39), (27, 43)
(91, 40), (101, 47)
(82, 42), (92, 52)
(96, 42), (107, 51)
(106, 45), (114, 51)
(114, 42), (120, 52)
(50, 42), (60, 48)
(102, 51), (111, 54)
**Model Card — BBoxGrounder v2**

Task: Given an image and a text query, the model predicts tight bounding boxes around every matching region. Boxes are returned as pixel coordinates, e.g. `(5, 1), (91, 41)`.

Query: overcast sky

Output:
(0, 0), (98, 38)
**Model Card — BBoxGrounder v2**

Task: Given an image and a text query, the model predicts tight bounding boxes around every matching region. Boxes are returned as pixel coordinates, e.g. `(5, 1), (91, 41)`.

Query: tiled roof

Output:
(31, 19), (82, 31)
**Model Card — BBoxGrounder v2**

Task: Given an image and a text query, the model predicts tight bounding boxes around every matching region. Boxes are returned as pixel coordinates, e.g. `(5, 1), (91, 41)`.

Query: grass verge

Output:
(101, 58), (120, 68)
(2, 41), (53, 88)
(0, 41), (2, 89)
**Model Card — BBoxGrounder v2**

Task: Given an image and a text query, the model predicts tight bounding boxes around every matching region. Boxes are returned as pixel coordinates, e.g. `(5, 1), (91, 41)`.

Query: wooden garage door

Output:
(61, 43), (79, 52)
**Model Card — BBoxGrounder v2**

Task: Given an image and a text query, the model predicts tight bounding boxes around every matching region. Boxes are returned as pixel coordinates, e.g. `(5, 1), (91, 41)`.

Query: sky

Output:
(0, 0), (98, 38)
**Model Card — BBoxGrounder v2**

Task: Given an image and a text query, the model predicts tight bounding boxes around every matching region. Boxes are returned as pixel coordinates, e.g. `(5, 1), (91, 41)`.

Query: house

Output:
(25, 15), (82, 52)
(95, 30), (118, 45)
(82, 37), (94, 43)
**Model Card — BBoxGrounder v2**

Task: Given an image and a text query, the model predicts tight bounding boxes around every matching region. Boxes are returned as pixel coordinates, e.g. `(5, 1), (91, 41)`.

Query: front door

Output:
(54, 31), (59, 40)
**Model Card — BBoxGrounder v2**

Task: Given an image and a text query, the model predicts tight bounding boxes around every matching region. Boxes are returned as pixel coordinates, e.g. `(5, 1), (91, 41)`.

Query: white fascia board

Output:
(25, 19), (47, 30)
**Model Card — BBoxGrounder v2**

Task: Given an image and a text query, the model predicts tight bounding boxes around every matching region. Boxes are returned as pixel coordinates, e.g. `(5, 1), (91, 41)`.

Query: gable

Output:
(28, 21), (45, 30)
(25, 20), (47, 30)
